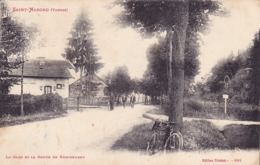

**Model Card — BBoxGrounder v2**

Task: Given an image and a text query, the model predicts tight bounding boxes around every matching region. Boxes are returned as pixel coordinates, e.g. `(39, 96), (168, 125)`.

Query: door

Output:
(44, 86), (52, 94)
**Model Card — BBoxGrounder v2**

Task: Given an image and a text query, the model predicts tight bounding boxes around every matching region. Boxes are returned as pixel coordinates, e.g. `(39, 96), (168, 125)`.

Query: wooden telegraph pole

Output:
(223, 75), (230, 114)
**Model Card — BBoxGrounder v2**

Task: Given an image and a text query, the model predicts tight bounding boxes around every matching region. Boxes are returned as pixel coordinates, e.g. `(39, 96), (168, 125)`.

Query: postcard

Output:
(0, 0), (259, 165)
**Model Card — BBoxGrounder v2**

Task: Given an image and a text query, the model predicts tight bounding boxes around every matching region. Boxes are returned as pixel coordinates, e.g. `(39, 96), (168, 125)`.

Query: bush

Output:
(0, 94), (21, 116)
(111, 120), (260, 152)
(34, 94), (63, 112)
(182, 120), (228, 150)
(227, 104), (259, 121)
(112, 120), (229, 152)
(183, 97), (259, 121)
(0, 93), (64, 117)
(223, 124), (259, 149)
(183, 99), (204, 118)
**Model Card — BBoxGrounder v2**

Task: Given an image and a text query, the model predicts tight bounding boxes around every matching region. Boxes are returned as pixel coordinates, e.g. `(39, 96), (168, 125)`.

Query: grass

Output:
(147, 98), (259, 121)
(223, 124), (260, 149)
(0, 111), (67, 128)
(111, 120), (259, 152)
(111, 123), (154, 151)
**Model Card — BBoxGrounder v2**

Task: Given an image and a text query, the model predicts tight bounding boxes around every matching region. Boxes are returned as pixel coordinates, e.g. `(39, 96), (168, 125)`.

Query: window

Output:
(44, 86), (52, 94)
(57, 84), (62, 89)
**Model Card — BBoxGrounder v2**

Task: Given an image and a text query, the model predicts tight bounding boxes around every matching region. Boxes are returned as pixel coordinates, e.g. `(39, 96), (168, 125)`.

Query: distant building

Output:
(9, 57), (74, 98)
(69, 74), (108, 105)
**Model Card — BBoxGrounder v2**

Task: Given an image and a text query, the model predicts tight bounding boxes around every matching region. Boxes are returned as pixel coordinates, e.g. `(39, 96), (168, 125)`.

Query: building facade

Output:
(69, 74), (108, 105)
(9, 57), (74, 98)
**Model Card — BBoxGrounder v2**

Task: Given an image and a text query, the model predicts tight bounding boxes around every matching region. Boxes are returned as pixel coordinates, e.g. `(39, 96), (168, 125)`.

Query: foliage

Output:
(227, 104), (259, 121)
(223, 124), (259, 149)
(205, 30), (260, 105)
(0, 111), (65, 128)
(142, 39), (168, 96)
(185, 99), (203, 112)
(63, 12), (103, 97)
(246, 31), (260, 105)
(111, 123), (153, 151)
(0, 94), (64, 117)
(112, 120), (259, 152)
(34, 93), (63, 112)
(182, 120), (228, 150)
(130, 78), (142, 93)
(140, 70), (161, 96)
(117, 0), (224, 85)
(63, 12), (103, 75)
(117, 0), (225, 126)
(206, 53), (245, 94)
(117, 1), (224, 36)
(0, 2), (38, 94)
(143, 35), (200, 96)
(109, 66), (132, 97)
(182, 97), (259, 121)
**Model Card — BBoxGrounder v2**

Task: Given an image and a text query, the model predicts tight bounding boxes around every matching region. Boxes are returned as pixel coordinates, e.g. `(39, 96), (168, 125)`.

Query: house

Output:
(9, 57), (74, 98)
(69, 74), (108, 105)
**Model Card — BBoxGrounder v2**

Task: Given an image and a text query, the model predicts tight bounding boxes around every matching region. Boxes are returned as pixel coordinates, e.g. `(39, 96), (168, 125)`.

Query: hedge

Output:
(0, 93), (64, 117)
(183, 98), (259, 121)
(223, 124), (260, 149)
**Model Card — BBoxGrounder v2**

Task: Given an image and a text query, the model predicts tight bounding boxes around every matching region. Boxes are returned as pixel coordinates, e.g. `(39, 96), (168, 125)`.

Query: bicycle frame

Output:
(147, 120), (183, 154)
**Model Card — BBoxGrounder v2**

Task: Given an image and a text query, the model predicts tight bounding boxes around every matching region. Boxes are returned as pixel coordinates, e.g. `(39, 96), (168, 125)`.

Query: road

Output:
(0, 104), (259, 165)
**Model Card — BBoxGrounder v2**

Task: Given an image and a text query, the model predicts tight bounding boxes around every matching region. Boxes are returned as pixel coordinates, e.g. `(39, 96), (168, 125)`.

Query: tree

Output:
(204, 31), (259, 105)
(144, 34), (200, 97)
(63, 12), (103, 103)
(140, 70), (161, 104)
(247, 31), (260, 105)
(206, 53), (243, 93)
(130, 78), (141, 93)
(109, 66), (132, 99)
(0, 1), (37, 94)
(117, 0), (224, 131)
(145, 39), (168, 96)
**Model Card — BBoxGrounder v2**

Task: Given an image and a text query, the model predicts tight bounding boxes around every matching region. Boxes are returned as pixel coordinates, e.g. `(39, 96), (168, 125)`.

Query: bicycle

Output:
(143, 114), (183, 155)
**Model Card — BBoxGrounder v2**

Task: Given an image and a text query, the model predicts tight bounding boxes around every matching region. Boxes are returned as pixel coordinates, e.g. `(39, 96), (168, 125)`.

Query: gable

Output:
(70, 74), (108, 87)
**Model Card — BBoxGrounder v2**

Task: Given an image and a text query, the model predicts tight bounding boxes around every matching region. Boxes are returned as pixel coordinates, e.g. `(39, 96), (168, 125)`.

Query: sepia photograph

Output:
(0, 0), (259, 164)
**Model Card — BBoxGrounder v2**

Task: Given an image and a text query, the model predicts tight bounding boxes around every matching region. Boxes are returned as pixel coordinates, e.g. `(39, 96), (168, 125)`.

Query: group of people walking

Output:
(108, 94), (136, 110)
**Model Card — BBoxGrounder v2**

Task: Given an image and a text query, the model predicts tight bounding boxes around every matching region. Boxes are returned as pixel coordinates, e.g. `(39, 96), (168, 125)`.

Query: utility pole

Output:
(223, 75), (230, 114)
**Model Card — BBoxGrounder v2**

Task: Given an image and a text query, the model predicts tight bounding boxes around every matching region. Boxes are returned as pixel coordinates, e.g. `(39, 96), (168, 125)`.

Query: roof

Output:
(9, 59), (74, 79)
(70, 74), (108, 86)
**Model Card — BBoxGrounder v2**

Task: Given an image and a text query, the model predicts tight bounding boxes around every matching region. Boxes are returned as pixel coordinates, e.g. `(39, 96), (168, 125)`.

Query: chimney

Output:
(37, 57), (45, 68)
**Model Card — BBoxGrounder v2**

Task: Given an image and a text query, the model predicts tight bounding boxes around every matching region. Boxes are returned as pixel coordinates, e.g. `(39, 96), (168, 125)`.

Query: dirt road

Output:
(0, 104), (258, 165)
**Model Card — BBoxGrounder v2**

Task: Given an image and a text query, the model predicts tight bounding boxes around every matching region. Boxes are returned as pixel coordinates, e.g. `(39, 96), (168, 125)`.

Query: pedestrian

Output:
(122, 95), (127, 108)
(109, 93), (115, 110)
(107, 99), (110, 111)
(145, 95), (148, 105)
(130, 95), (136, 108)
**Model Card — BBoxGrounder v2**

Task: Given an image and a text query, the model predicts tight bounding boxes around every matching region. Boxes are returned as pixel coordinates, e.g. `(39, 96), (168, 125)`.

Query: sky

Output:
(6, 0), (260, 81)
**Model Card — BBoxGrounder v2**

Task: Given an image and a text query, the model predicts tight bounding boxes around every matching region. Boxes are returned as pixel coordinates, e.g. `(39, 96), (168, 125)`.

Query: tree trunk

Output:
(167, 27), (173, 111)
(20, 54), (24, 116)
(168, 1), (189, 132)
(77, 65), (83, 110)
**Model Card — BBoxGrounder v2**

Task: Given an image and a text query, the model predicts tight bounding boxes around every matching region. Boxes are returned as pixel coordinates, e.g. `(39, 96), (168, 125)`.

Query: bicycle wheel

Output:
(146, 133), (158, 155)
(164, 132), (183, 152)
(175, 131), (183, 149)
